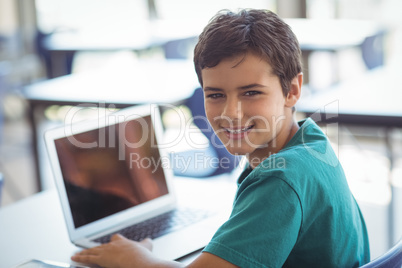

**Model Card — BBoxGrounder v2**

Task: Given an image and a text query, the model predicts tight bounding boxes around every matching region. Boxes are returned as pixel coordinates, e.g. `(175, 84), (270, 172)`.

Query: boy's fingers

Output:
(71, 254), (99, 264)
(111, 233), (125, 241)
(140, 237), (153, 251)
(74, 248), (99, 256)
(109, 233), (152, 250)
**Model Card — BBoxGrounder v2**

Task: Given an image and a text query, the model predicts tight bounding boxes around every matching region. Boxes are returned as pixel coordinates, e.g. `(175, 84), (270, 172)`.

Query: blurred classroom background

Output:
(0, 0), (402, 261)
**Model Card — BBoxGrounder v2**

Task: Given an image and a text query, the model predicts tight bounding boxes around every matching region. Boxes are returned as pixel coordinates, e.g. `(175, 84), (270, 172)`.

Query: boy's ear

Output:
(285, 72), (303, 108)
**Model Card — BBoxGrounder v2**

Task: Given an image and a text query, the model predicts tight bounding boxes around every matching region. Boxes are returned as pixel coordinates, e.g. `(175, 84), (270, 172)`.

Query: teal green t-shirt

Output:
(203, 118), (370, 268)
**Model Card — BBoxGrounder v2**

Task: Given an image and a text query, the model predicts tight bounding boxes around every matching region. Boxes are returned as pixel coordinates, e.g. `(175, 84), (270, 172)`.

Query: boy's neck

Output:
(246, 119), (299, 169)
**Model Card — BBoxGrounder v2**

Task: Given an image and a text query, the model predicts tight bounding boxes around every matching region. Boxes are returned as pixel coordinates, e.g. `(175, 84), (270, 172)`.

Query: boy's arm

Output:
(187, 252), (238, 268)
(71, 234), (238, 268)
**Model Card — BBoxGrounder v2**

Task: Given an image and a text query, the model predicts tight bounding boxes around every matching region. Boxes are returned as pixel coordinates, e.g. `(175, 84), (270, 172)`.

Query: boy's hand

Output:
(71, 234), (154, 268)
(71, 234), (236, 268)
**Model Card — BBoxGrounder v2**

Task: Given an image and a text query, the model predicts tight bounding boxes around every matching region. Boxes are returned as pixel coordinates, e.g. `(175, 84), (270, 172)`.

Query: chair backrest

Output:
(359, 237), (402, 268)
(163, 36), (198, 59)
(360, 30), (385, 70)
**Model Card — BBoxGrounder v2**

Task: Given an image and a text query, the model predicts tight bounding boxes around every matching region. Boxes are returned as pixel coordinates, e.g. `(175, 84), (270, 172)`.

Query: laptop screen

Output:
(53, 115), (169, 228)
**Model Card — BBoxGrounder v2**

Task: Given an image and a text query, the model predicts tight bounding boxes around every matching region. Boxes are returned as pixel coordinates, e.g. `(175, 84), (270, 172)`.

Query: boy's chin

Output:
(225, 146), (256, 156)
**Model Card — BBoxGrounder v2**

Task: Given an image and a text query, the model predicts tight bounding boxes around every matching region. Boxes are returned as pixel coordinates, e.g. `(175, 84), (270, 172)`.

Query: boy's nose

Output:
(221, 99), (242, 121)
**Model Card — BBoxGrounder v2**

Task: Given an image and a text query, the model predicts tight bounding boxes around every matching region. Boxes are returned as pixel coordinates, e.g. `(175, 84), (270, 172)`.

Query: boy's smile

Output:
(202, 52), (302, 167)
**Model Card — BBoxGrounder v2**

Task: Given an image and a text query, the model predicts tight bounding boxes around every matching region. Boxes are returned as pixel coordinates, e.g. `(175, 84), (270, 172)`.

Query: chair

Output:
(360, 30), (386, 70)
(162, 36), (198, 59)
(359, 237), (402, 268)
(35, 30), (76, 78)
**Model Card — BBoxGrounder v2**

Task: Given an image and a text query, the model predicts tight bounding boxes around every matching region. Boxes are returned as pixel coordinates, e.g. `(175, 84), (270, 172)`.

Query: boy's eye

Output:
(206, 93), (224, 99)
(244, 91), (261, 96)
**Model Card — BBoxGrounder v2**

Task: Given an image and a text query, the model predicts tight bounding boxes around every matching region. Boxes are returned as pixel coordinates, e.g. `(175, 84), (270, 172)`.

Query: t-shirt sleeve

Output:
(203, 175), (302, 268)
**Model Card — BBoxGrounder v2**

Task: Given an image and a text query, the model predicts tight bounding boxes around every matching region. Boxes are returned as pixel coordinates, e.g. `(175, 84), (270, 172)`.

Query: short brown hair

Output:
(193, 9), (302, 96)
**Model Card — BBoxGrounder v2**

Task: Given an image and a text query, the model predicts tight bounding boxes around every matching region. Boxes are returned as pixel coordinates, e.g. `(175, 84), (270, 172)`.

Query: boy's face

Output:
(202, 52), (298, 160)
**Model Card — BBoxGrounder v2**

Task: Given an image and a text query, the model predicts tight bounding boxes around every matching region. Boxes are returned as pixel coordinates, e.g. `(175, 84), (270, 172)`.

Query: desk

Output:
(43, 19), (381, 54)
(0, 175), (237, 268)
(286, 18), (382, 51)
(23, 59), (200, 190)
(296, 66), (402, 128)
(24, 60), (199, 106)
(286, 19), (385, 84)
(40, 19), (384, 78)
(43, 20), (202, 52)
(296, 65), (402, 171)
(38, 19), (204, 78)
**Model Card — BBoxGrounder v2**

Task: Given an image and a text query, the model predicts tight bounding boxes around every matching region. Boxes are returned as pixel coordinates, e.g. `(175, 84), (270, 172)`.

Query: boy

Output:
(72, 9), (370, 267)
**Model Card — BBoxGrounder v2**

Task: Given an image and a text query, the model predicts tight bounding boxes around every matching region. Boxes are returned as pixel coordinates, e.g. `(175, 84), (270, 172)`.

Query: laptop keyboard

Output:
(93, 208), (211, 244)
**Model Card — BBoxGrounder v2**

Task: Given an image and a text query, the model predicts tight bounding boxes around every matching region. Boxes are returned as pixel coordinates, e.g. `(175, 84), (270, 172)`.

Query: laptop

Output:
(44, 104), (227, 260)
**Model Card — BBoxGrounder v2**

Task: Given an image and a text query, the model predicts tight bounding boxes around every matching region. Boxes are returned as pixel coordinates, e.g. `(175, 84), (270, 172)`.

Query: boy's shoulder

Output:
(244, 118), (341, 187)
(283, 118), (326, 149)
(264, 118), (335, 166)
